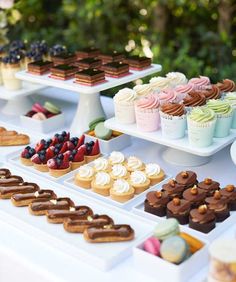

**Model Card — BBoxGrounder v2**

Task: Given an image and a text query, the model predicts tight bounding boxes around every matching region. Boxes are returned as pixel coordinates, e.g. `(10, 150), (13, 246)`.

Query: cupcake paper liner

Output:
(214, 113), (233, 138)
(114, 102), (136, 124)
(135, 106), (160, 132)
(160, 112), (187, 139)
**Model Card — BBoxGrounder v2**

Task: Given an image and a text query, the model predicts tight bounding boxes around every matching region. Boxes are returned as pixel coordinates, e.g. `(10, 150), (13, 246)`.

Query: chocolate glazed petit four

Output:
(101, 62), (130, 78)
(183, 186), (206, 208)
(144, 191), (170, 217)
(166, 197), (191, 225)
(50, 64), (78, 80)
(197, 178), (220, 196)
(27, 60), (53, 75)
(175, 171), (198, 189)
(221, 185), (236, 211)
(74, 69), (105, 86)
(189, 204), (216, 233)
(162, 179), (185, 199)
(205, 190), (230, 222)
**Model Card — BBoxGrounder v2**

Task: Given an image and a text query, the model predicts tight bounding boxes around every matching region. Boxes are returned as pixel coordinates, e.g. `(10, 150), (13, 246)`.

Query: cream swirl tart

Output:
(91, 172), (113, 196)
(108, 151), (125, 165)
(110, 179), (134, 202)
(145, 163), (165, 185)
(74, 165), (95, 189)
(93, 157), (111, 172)
(110, 164), (129, 180)
(125, 156), (145, 172)
(129, 170), (150, 194)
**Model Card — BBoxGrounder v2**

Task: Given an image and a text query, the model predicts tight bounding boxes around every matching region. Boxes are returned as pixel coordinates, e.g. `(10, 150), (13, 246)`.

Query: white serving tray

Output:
(105, 117), (236, 157)
(0, 164), (153, 271)
(132, 199), (236, 242)
(16, 64), (162, 95)
(133, 231), (208, 282)
(64, 171), (171, 210)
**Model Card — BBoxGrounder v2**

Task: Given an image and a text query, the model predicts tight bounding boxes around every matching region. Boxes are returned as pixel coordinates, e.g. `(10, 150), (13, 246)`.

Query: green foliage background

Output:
(5, 0), (236, 91)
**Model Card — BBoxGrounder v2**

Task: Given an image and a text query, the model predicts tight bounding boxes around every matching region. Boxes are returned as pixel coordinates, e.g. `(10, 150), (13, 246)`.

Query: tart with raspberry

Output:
(20, 146), (36, 166)
(70, 146), (86, 170)
(31, 147), (55, 172)
(47, 151), (71, 178)
(84, 140), (101, 163)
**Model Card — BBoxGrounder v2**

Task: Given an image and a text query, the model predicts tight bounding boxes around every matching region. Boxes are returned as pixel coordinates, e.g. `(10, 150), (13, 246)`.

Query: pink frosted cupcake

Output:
(157, 89), (178, 105)
(189, 76), (211, 91)
(175, 83), (195, 103)
(135, 94), (160, 132)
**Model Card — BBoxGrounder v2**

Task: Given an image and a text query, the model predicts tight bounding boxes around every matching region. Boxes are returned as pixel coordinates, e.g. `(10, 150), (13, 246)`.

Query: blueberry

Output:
(89, 141), (94, 146)
(55, 143), (61, 149)
(86, 145), (92, 154)
(40, 139), (46, 144)
(25, 146), (31, 150)
(54, 148), (59, 154)
(47, 138), (52, 144)
(69, 155), (74, 161)
(56, 158), (62, 166)
(40, 149), (46, 155)
(57, 154), (64, 159)
(72, 149), (77, 155)
(29, 148), (35, 155)
(58, 135), (64, 143)
(39, 154), (45, 161)
(25, 153), (30, 159)
(61, 131), (67, 137)
(54, 133), (59, 138)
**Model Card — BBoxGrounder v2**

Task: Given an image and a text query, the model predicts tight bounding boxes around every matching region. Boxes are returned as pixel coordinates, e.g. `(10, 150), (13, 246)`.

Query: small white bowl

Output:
(85, 132), (131, 154)
(20, 113), (65, 133)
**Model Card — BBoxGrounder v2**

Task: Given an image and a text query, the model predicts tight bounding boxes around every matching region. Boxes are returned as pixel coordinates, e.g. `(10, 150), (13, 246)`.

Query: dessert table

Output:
(0, 87), (236, 282)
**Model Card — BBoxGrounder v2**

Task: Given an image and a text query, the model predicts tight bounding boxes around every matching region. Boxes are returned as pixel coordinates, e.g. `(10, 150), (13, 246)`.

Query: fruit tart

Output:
(47, 152), (71, 178)
(84, 140), (101, 163)
(20, 146), (36, 166)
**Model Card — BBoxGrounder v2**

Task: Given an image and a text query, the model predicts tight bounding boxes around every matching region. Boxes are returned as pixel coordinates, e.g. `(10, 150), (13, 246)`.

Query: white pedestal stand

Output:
(1, 96), (34, 115)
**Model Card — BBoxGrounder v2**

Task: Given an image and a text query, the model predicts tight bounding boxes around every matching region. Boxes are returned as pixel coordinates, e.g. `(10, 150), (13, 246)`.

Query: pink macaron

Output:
(32, 103), (47, 113)
(143, 237), (161, 256)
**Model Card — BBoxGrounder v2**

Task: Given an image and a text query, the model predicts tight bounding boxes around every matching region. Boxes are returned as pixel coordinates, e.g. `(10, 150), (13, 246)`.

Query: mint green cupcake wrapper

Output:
(215, 112), (233, 119)
(187, 116), (217, 128)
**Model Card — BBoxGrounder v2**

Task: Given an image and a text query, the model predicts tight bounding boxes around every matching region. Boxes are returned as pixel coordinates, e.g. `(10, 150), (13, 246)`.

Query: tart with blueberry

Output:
(70, 146), (86, 170)
(31, 146), (55, 172)
(20, 146), (36, 166)
(47, 151), (71, 178)
(84, 140), (101, 163)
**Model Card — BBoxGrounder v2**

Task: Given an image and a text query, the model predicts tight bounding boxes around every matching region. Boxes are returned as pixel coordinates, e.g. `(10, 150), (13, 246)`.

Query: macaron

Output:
(154, 218), (180, 241)
(143, 237), (161, 256)
(94, 122), (112, 140)
(32, 103), (47, 113)
(32, 112), (47, 120)
(44, 101), (61, 114)
(89, 117), (105, 131)
(160, 236), (190, 264)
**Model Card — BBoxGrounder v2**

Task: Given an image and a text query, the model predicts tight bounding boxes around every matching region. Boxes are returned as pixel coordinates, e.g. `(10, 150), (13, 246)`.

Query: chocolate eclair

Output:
(175, 171), (198, 189)
(0, 182), (39, 199)
(197, 178), (220, 196)
(11, 189), (57, 207)
(144, 191), (170, 217)
(46, 206), (93, 224)
(183, 186), (206, 208)
(166, 197), (191, 225)
(0, 175), (23, 186)
(205, 190), (229, 222)
(29, 197), (74, 216)
(0, 168), (11, 178)
(64, 214), (114, 233)
(162, 179), (185, 198)
(83, 224), (135, 243)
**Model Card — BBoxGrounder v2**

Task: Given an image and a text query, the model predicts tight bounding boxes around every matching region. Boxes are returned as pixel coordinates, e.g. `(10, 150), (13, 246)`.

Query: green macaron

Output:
(89, 117), (106, 131)
(94, 122), (112, 140)
(44, 101), (61, 114)
(154, 218), (180, 241)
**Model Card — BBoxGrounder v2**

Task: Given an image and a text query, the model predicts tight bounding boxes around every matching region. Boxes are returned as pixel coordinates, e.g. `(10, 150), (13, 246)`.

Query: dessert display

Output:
(0, 127), (30, 146)
(50, 64), (78, 80)
(142, 219), (204, 264)
(27, 60), (53, 75)
(143, 170), (235, 233)
(101, 62), (130, 78)
(73, 151), (165, 203)
(0, 167), (134, 244)
(74, 69), (105, 86)
(123, 55), (152, 70)
(20, 131), (101, 177)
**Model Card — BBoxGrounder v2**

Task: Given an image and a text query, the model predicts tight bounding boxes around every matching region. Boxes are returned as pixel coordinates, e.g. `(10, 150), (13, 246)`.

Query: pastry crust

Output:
(91, 180), (112, 196)
(131, 178), (151, 194)
(0, 133), (30, 146)
(71, 160), (86, 171)
(85, 153), (101, 163)
(110, 187), (135, 202)
(20, 157), (33, 166)
(33, 163), (49, 172)
(74, 176), (93, 189)
(148, 169), (165, 186)
(48, 166), (71, 178)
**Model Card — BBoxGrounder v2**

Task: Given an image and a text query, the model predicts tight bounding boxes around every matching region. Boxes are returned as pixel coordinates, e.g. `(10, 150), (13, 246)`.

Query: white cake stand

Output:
(105, 117), (236, 166)
(15, 64), (162, 135)
(0, 82), (47, 115)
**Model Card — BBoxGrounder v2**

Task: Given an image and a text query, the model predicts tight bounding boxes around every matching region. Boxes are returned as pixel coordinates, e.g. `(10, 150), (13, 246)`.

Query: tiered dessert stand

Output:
(15, 64), (162, 135)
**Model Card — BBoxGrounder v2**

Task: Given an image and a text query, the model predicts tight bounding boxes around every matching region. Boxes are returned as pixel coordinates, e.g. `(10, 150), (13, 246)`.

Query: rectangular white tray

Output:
(132, 199), (236, 242)
(105, 117), (236, 157)
(15, 64), (162, 95)
(64, 172), (171, 210)
(0, 164), (153, 271)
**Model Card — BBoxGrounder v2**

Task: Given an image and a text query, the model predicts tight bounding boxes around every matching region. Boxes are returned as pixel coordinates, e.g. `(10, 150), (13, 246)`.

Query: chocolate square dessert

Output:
(50, 64), (78, 80)
(51, 53), (76, 66)
(124, 55), (152, 70)
(98, 51), (125, 64)
(101, 62), (130, 78)
(27, 60), (53, 75)
(75, 47), (100, 60)
(74, 69), (105, 86)
(74, 58), (102, 70)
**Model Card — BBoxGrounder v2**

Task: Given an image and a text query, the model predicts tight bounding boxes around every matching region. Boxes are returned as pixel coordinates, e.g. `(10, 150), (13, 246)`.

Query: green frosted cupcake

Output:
(224, 92), (236, 129)
(207, 99), (233, 137)
(187, 107), (216, 148)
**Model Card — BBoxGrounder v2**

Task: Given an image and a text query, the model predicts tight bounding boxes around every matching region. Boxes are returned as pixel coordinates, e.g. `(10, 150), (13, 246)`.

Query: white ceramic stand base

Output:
(162, 147), (211, 167)
(1, 96), (34, 115)
(70, 92), (106, 135)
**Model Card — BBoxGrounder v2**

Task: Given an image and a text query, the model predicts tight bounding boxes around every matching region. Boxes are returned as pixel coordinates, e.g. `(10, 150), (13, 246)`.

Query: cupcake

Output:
(187, 107), (216, 148)
(166, 197), (191, 225)
(129, 170), (151, 194)
(93, 157), (110, 172)
(201, 85), (221, 100)
(189, 204), (216, 233)
(162, 179), (185, 199)
(183, 186), (206, 208)
(108, 151), (125, 165)
(166, 72), (188, 88)
(74, 165), (95, 189)
(91, 172), (113, 196)
(144, 191), (170, 217)
(221, 184), (236, 211)
(110, 164), (129, 180)
(125, 156), (145, 172)
(206, 99), (233, 137)
(149, 76), (169, 92)
(189, 76), (211, 90)
(110, 179), (135, 202)
(113, 88), (137, 124)
(145, 163), (165, 185)
(175, 171), (198, 189)
(183, 91), (206, 108)
(157, 89), (178, 105)
(160, 103), (187, 139)
(205, 190), (230, 222)
(1, 56), (22, 90)
(133, 84), (153, 98)
(134, 94), (160, 132)
(216, 79), (236, 93)
(197, 178), (220, 196)
(224, 92), (236, 128)
(175, 83), (194, 103)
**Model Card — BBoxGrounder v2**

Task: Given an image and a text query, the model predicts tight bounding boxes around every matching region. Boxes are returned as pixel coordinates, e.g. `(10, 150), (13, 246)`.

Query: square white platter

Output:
(0, 164), (153, 271)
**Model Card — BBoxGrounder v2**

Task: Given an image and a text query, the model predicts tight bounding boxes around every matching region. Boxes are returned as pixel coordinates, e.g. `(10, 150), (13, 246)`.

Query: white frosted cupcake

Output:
(110, 164), (129, 180)
(133, 84), (153, 98)
(108, 151), (125, 165)
(129, 170), (150, 194)
(224, 92), (236, 129)
(149, 76), (169, 93)
(166, 72), (188, 88)
(113, 88), (137, 124)
(93, 157), (110, 172)
(125, 156), (145, 172)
